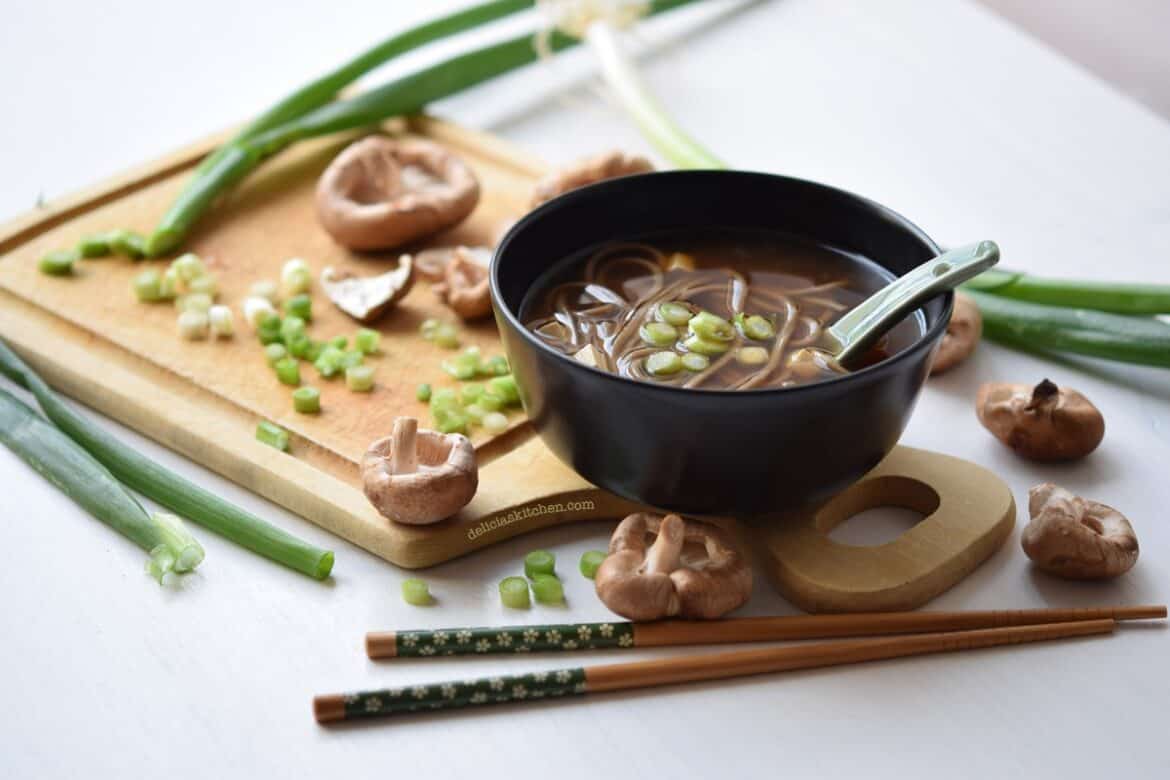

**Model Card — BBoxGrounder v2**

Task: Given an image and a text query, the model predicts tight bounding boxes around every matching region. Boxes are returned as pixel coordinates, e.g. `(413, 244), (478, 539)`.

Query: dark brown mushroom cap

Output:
(529, 150), (653, 209)
(1023, 483), (1138, 579)
(316, 136), (480, 251)
(320, 254), (414, 323)
(595, 513), (751, 621)
(361, 417), (477, 525)
(930, 291), (982, 374)
(976, 379), (1105, 461)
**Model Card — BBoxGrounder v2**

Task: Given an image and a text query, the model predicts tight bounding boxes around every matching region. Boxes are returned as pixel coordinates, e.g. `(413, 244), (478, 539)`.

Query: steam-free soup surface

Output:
(521, 230), (921, 390)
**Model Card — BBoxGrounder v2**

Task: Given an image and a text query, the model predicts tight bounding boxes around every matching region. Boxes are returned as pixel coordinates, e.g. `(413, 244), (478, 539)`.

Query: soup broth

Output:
(521, 229), (922, 390)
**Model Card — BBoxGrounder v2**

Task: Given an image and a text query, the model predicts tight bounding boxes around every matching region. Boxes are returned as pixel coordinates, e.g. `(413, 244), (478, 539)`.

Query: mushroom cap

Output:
(595, 513), (752, 621)
(1023, 483), (1138, 579)
(361, 418), (477, 525)
(976, 379), (1105, 461)
(441, 247), (493, 320)
(414, 245), (491, 283)
(316, 136), (480, 251)
(529, 150), (653, 209)
(930, 291), (982, 374)
(320, 254), (415, 323)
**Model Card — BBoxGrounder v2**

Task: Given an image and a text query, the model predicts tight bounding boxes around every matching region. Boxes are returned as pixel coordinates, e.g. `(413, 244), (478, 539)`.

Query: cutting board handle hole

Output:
(818, 476), (940, 547)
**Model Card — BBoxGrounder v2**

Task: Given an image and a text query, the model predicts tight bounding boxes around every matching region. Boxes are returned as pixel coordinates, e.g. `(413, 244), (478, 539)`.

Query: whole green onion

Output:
(965, 269), (1170, 315)
(966, 290), (1170, 369)
(0, 338), (334, 579)
(0, 386), (196, 582)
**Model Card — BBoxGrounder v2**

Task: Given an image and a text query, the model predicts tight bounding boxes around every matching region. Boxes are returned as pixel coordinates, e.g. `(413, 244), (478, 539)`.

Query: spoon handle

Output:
(827, 241), (1000, 365)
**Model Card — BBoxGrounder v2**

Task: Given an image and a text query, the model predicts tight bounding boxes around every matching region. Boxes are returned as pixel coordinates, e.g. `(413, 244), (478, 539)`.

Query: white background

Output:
(2, 1), (1169, 778)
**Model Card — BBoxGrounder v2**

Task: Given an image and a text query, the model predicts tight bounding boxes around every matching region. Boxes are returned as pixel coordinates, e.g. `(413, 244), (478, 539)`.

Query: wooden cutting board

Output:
(0, 117), (1014, 606)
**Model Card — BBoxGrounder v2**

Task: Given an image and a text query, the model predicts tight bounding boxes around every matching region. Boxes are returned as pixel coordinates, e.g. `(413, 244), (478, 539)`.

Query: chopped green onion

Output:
(477, 391), (504, 412)
(483, 355), (510, 376)
(187, 274), (218, 298)
(646, 350), (683, 376)
(683, 334), (730, 356)
(108, 229), (146, 259)
(0, 338), (334, 579)
(737, 346), (769, 365)
(275, 357), (301, 385)
(434, 323), (461, 349)
(172, 252), (206, 281)
(442, 348), (481, 379)
(740, 314), (775, 341)
(292, 386), (321, 413)
(286, 334), (314, 359)
(208, 305), (234, 337)
(249, 279), (279, 302)
(314, 346), (345, 378)
(256, 420), (290, 451)
(681, 352), (709, 372)
(176, 292), (213, 313)
(264, 343), (288, 366)
(487, 375), (520, 405)
(430, 387), (459, 413)
(0, 385), (199, 584)
(39, 249), (77, 276)
(436, 412), (469, 434)
(283, 293), (312, 321)
(420, 318), (441, 339)
(339, 349), (363, 370)
(463, 403), (486, 425)
(460, 383), (484, 405)
(689, 311), (735, 342)
(177, 310), (210, 340)
(78, 234), (112, 257)
(531, 573), (565, 604)
(657, 301), (692, 326)
(498, 576), (531, 608)
(401, 578), (432, 606)
(281, 258), (312, 295)
(524, 549), (556, 579)
(345, 365), (375, 392)
(280, 315), (307, 344)
(482, 411), (509, 434)
(640, 321), (678, 347)
(579, 550), (606, 579)
(329, 335), (348, 350)
(354, 328), (381, 354)
(132, 269), (164, 301)
(416, 383), (432, 402)
(159, 267), (180, 299)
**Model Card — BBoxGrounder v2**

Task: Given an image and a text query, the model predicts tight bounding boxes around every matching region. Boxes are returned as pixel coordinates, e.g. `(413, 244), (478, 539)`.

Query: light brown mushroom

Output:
(930, 291), (982, 374)
(361, 417), (477, 525)
(432, 246), (493, 320)
(1022, 483), (1138, 579)
(414, 245), (491, 283)
(594, 513), (752, 621)
(976, 379), (1105, 461)
(529, 150), (654, 208)
(316, 136), (480, 251)
(320, 255), (414, 323)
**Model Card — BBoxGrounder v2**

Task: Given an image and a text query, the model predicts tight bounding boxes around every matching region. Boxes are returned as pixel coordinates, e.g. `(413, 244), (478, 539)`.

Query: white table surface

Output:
(2, 2), (1168, 778)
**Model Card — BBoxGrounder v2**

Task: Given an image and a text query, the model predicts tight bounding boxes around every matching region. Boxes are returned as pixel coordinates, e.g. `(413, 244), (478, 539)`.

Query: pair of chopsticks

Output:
(314, 605), (1165, 724)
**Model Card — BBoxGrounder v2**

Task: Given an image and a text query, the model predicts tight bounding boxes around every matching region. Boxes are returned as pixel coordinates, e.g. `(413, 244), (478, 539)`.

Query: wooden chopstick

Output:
(318, 619), (1115, 723)
(365, 604), (1165, 659)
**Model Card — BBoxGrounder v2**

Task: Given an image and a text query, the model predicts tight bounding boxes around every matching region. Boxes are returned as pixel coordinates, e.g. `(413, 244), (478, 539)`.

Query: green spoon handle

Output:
(827, 240), (1000, 365)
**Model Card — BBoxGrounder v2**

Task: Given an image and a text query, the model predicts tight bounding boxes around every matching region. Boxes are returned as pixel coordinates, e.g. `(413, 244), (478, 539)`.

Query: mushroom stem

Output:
(390, 417), (419, 475)
(644, 514), (684, 574)
(1026, 378), (1059, 411)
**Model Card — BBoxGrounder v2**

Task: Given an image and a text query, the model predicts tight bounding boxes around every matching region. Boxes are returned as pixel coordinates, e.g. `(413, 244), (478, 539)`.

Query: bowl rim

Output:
(491, 169), (950, 398)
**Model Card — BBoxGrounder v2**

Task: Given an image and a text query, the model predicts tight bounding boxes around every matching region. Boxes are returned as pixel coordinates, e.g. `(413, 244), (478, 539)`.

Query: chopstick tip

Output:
(314, 694), (347, 724)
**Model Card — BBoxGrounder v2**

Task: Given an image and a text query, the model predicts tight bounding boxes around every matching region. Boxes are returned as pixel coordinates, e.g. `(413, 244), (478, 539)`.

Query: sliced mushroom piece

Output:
(930, 291), (982, 375)
(594, 513), (752, 621)
(976, 379), (1105, 461)
(316, 136), (480, 251)
(529, 150), (654, 208)
(1022, 483), (1138, 579)
(414, 245), (492, 283)
(434, 246), (493, 320)
(320, 255), (414, 323)
(361, 417), (477, 525)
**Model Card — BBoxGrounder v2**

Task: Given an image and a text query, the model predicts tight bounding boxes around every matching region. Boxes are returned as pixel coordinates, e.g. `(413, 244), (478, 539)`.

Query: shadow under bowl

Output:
(491, 170), (948, 517)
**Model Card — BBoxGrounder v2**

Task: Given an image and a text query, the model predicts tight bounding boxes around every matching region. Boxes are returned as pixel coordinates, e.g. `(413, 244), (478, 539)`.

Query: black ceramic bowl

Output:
(491, 171), (948, 516)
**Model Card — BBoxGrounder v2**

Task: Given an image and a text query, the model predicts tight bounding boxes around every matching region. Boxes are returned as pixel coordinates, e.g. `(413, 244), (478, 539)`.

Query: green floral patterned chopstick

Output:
(366, 621), (636, 659)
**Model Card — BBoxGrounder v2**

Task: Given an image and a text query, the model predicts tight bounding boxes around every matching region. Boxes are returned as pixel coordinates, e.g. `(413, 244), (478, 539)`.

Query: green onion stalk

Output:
(964, 269), (1170, 315)
(0, 386), (203, 583)
(965, 290), (1170, 369)
(0, 339), (334, 579)
(145, 0), (702, 255)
